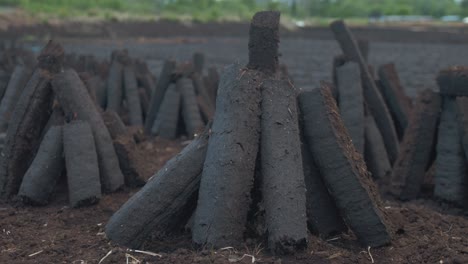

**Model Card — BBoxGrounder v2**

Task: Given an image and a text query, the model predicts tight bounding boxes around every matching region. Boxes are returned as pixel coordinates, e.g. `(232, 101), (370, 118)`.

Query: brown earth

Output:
(1, 176), (468, 263)
(1, 135), (467, 263)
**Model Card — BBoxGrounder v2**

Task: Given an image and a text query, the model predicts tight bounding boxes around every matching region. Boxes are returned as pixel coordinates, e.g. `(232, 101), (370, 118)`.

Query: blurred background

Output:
(1, 0), (468, 98)
(1, 0), (468, 26)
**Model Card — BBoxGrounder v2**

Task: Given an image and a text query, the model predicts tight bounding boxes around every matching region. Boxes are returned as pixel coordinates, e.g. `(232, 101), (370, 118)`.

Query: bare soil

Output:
(2, 167), (468, 263)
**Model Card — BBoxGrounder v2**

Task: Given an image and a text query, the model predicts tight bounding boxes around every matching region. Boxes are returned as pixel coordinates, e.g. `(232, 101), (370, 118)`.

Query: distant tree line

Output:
(290, 0), (464, 18)
(160, 0), (468, 19)
(1, 0), (468, 21)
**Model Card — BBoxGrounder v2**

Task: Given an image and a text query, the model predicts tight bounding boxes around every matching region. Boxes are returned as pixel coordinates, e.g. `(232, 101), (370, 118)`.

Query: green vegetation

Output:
(0, 0), (160, 19)
(0, 0), (467, 22)
(0, 0), (274, 21)
(302, 0), (460, 18)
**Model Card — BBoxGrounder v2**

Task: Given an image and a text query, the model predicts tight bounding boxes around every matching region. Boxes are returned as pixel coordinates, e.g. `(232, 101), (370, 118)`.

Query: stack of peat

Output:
(64, 48), (218, 140)
(143, 52), (218, 139)
(62, 51), (148, 189)
(0, 44), (37, 148)
(387, 67), (468, 207)
(0, 41), (134, 208)
(329, 21), (468, 208)
(0, 41), (36, 74)
(427, 67), (468, 206)
(98, 48), (218, 139)
(64, 52), (110, 111)
(105, 11), (392, 255)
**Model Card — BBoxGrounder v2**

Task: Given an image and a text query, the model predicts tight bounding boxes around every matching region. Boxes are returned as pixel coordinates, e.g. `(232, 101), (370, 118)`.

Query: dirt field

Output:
(1, 22), (468, 263)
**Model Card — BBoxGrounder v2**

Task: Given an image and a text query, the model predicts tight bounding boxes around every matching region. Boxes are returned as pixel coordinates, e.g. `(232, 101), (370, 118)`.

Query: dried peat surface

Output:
(1, 198), (467, 263)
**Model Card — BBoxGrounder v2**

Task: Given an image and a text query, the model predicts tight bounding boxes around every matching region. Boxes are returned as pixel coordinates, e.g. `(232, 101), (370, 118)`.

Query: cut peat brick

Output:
(299, 84), (391, 247)
(95, 76), (107, 109)
(102, 110), (143, 187)
(123, 66), (143, 126)
(177, 77), (204, 138)
(357, 39), (369, 62)
(106, 61), (123, 113)
(204, 67), (219, 104)
(260, 78), (307, 254)
(208, 67), (218, 82)
(197, 95), (214, 122)
(79, 72), (98, 104)
(434, 96), (467, 206)
(106, 129), (209, 248)
(151, 85), (181, 139)
(390, 89), (440, 200)
(301, 140), (347, 238)
(336, 62), (364, 154)
(63, 121), (101, 208)
(0, 65), (32, 131)
(138, 88), (149, 118)
(113, 135), (145, 187)
(0, 69), (54, 199)
(330, 20), (399, 165)
(378, 63), (412, 139)
(192, 73), (215, 113)
(139, 73), (156, 103)
(17, 126), (63, 205)
(102, 110), (127, 140)
(192, 63), (263, 248)
(0, 70), (9, 100)
(52, 69), (124, 192)
(331, 54), (347, 102)
(437, 66), (468, 96)
(193, 52), (205, 75)
(457, 96), (468, 165)
(364, 115), (392, 181)
(145, 59), (176, 133)
(247, 11), (280, 73)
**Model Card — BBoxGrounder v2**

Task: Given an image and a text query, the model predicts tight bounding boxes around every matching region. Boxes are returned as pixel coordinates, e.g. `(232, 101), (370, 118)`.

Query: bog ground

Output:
(1, 24), (468, 263)
(53, 35), (468, 97)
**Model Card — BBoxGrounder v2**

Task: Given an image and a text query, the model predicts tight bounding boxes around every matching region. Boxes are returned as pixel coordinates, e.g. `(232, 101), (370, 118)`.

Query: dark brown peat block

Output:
(434, 96), (467, 206)
(378, 63), (412, 138)
(336, 61), (364, 154)
(299, 84), (391, 247)
(330, 20), (399, 165)
(260, 78), (308, 254)
(105, 129), (209, 248)
(52, 68), (124, 192)
(437, 66), (468, 96)
(390, 89), (440, 200)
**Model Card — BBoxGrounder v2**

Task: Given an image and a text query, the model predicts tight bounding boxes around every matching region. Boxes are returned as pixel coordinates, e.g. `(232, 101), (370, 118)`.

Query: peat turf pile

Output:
(0, 43), (37, 148)
(142, 52), (218, 139)
(330, 20), (468, 208)
(0, 44), (218, 143)
(91, 48), (217, 139)
(0, 41), (129, 207)
(0, 38), (218, 208)
(64, 49), (218, 140)
(105, 11), (392, 255)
